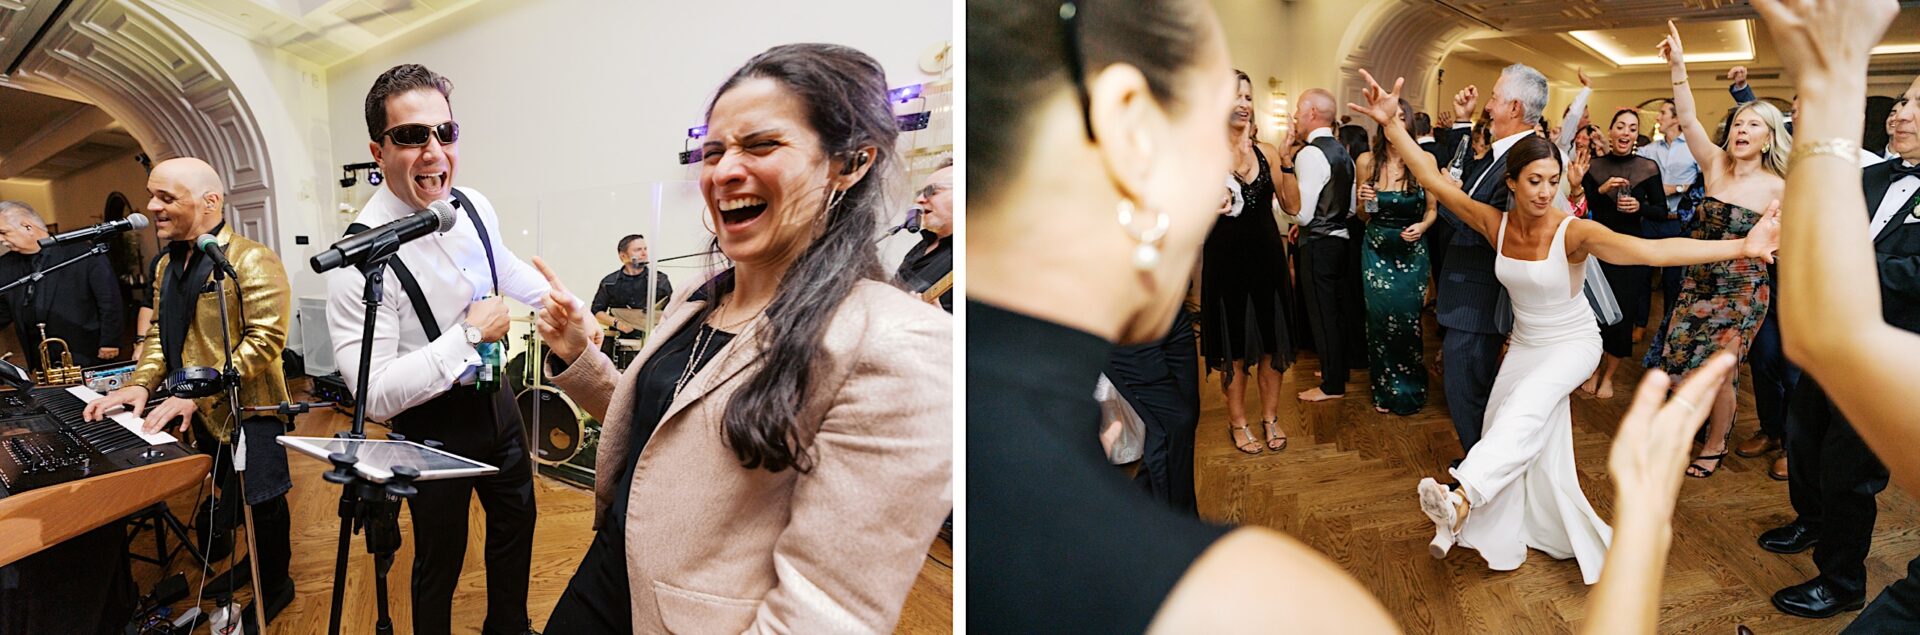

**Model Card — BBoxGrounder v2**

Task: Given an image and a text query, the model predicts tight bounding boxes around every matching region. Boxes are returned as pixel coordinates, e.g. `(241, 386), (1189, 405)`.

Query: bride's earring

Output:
(1117, 198), (1170, 271)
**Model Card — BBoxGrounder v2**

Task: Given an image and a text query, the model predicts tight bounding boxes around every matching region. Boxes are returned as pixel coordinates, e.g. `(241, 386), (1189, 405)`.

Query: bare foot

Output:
(1376, 407), (1391, 414)
(1298, 387), (1345, 402)
(1595, 379), (1615, 399)
(1579, 375), (1599, 396)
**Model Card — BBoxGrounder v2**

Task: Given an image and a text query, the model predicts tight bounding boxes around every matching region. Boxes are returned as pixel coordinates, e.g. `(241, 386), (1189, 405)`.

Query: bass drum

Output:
(518, 385), (584, 464)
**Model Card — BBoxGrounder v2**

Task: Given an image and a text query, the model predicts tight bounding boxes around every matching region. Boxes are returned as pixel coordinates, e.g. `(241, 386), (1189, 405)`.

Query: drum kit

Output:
(507, 313), (650, 487)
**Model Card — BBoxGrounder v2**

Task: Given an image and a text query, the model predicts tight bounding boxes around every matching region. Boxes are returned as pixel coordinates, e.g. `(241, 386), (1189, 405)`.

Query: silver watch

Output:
(462, 321), (483, 345)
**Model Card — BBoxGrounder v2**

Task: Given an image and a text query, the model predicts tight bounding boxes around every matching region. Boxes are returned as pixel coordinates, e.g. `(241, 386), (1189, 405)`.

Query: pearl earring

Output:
(1117, 198), (1170, 271)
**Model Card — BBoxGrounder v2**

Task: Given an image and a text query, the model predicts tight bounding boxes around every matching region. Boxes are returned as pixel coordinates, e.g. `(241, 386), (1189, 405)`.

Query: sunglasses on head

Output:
(378, 121), (460, 147)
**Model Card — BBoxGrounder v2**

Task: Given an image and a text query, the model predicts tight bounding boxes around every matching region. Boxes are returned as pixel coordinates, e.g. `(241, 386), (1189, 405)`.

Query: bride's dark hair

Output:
(1502, 134), (1563, 183)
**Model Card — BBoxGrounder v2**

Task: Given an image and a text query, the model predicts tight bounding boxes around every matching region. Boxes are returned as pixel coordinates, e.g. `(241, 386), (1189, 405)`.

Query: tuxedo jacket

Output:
(1864, 160), (1920, 334)
(1434, 129), (1513, 336)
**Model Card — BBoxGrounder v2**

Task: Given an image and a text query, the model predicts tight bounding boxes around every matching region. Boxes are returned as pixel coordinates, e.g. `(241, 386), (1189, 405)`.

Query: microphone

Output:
(195, 234), (240, 279)
(310, 200), (458, 273)
(37, 213), (149, 248)
(883, 208), (923, 238)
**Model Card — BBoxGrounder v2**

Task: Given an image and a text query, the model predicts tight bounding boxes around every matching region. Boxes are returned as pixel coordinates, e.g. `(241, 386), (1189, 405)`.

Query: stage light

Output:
(339, 175), (355, 188)
(367, 171), (382, 186)
(890, 84), (924, 104)
(687, 125), (707, 139)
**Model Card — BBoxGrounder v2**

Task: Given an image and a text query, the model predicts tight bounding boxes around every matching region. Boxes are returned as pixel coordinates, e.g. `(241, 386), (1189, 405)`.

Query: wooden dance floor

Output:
(1194, 308), (1920, 633)
(130, 380), (952, 634)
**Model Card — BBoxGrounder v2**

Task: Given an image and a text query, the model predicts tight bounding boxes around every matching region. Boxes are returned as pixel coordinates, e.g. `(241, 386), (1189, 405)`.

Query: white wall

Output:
(322, 0), (954, 318)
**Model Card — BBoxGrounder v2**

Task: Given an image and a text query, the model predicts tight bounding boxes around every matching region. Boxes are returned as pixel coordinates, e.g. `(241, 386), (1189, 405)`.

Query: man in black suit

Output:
(1759, 79), (1920, 622)
(0, 201), (124, 369)
(1428, 65), (1550, 460)
(1414, 112), (1448, 171)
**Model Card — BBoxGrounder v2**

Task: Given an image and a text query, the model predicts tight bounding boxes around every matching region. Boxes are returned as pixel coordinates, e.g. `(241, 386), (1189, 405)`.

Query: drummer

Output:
(591, 234), (672, 339)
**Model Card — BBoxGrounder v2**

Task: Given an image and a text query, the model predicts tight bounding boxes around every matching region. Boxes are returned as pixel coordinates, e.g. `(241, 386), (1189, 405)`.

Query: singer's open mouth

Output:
(718, 196), (769, 227)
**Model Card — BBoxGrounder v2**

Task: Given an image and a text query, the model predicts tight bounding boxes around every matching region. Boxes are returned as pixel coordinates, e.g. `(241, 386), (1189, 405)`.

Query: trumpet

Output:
(34, 323), (83, 385)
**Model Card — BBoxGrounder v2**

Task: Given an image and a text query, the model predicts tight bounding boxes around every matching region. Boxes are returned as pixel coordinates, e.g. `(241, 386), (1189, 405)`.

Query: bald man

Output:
(1276, 88), (1364, 403)
(84, 157), (297, 631)
(0, 200), (124, 371)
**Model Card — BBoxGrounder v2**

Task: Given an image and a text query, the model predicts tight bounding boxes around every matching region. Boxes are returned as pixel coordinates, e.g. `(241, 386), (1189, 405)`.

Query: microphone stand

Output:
(321, 231), (417, 635)
(0, 241), (111, 296)
(206, 247), (271, 634)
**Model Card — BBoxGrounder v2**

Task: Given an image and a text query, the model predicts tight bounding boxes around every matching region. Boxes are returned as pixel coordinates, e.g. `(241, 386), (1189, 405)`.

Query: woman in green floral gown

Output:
(1357, 99), (1438, 415)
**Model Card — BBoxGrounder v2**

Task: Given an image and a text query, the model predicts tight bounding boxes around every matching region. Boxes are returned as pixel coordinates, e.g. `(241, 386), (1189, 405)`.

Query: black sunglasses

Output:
(1059, 1), (1094, 141)
(378, 121), (460, 147)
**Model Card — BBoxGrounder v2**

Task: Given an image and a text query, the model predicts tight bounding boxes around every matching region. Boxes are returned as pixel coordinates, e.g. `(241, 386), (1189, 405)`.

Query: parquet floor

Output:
(130, 381), (951, 633)
(1193, 303), (1920, 634)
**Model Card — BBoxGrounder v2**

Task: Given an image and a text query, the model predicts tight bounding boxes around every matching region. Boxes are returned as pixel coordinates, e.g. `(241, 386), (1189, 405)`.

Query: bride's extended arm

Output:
(1570, 200), (1777, 266)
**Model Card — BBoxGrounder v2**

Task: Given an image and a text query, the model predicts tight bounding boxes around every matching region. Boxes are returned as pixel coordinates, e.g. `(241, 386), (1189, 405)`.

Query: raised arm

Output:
(1753, 0), (1920, 492)
(1569, 200), (1777, 267)
(1346, 70), (1502, 241)
(1660, 20), (1729, 172)
(1555, 70), (1593, 152)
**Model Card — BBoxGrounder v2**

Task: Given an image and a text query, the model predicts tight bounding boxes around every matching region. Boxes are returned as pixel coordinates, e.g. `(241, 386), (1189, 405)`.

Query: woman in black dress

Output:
(1201, 70), (1296, 454)
(1581, 109), (1667, 399)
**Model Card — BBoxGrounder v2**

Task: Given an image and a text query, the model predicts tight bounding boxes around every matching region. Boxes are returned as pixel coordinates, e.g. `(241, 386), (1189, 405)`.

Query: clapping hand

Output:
(1745, 199), (1783, 264)
(531, 257), (599, 365)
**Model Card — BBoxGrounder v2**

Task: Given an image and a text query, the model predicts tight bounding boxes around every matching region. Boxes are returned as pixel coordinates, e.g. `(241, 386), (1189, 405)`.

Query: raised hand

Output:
(1578, 68), (1592, 88)
(1452, 85), (1479, 121)
(1745, 199), (1782, 264)
(531, 256), (597, 365)
(1657, 20), (1685, 71)
(1345, 69), (1404, 127)
(1727, 66), (1749, 88)
(1609, 351), (1737, 516)
(1750, 0), (1899, 88)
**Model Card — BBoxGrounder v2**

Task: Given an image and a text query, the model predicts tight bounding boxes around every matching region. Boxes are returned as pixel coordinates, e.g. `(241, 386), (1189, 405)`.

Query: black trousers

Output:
(392, 385), (537, 635)
(192, 416), (294, 596)
(1748, 273), (1799, 439)
(1640, 218), (1687, 327)
(1845, 554), (1920, 634)
(1597, 261), (1648, 358)
(1301, 236), (1361, 394)
(0, 522), (134, 635)
(546, 525), (630, 633)
(1785, 379), (1890, 595)
(1109, 309), (1200, 515)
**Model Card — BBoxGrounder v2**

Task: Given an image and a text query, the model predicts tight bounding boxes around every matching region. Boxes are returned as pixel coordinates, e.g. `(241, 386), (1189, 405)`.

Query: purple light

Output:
(687, 125), (707, 139)
(890, 84), (924, 103)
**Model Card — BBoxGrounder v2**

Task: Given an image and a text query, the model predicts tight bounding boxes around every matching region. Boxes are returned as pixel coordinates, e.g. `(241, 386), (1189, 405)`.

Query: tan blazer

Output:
(549, 279), (951, 634)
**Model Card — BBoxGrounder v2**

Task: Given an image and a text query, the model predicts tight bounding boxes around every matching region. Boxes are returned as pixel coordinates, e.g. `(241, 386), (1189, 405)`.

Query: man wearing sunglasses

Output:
(895, 158), (953, 312)
(324, 63), (551, 635)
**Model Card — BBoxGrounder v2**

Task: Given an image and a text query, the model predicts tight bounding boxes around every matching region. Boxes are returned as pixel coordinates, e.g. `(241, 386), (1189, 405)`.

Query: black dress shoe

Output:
(1772, 578), (1866, 618)
(1759, 522), (1819, 554)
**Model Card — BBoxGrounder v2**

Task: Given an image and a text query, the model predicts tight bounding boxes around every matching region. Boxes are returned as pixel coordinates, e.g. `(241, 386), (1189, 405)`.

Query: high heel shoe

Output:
(1418, 478), (1464, 559)
(1687, 424), (1737, 478)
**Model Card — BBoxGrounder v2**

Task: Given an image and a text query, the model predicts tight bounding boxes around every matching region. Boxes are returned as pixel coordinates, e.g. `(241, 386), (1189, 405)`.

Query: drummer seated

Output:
(592, 233), (672, 339)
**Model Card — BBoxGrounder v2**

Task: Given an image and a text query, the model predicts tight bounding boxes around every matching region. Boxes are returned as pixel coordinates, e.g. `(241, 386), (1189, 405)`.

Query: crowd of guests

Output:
(971, 0), (1919, 631)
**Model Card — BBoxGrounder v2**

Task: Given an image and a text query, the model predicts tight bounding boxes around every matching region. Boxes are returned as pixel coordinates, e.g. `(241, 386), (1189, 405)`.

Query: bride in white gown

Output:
(1347, 71), (1780, 584)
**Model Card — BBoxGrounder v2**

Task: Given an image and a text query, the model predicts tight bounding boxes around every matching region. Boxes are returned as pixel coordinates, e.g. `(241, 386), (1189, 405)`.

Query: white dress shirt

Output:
(1468, 130), (1537, 197)
(1292, 127), (1349, 238)
(325, 185), (550, 421)
(1869, 162), (1920, 240)
(1637, 136), (1699, 218)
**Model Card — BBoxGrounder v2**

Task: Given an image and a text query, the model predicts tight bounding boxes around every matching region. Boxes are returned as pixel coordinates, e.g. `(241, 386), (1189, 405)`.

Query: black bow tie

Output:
(1894, 162), (1920, 179)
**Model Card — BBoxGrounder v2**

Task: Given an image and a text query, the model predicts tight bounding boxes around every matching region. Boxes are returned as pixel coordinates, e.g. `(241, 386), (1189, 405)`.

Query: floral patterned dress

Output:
(1643, 198), (1772, 379)
(1362, 187), (1429, 414)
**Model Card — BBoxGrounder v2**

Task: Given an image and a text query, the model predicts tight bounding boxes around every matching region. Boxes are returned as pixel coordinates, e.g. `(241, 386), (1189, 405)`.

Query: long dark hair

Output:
(1338, 124), (1371, 159)
(1370, 98), (1416, 191)
(703, 43), (897, 473)
(969, 0), (1212, 208)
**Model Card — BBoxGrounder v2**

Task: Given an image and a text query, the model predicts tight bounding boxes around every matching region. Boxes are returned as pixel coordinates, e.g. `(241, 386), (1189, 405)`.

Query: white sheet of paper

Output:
(65, 385), (178, 445)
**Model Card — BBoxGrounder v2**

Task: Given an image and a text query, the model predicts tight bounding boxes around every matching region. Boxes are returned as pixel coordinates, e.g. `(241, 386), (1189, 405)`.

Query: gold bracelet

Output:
(1789, 138), (1861, 169)
(1672, 77), (1688, 86)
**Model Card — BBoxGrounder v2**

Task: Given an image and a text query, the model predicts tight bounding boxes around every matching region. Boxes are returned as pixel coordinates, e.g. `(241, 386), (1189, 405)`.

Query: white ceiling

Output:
(0, 87), (140, 181)
(146, 0), (491, 67)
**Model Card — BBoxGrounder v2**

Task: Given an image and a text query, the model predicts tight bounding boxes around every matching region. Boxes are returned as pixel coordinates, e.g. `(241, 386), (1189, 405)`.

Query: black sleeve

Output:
(654, 272), (673, 307)
(590, 273), (612, 314)
(1637, 169), (1668, 219)
(89, 255), (123, 345)
(1436, 125), (1471, 166)
(1879, 253), (1920, 327)
(0, 287), (13, 330)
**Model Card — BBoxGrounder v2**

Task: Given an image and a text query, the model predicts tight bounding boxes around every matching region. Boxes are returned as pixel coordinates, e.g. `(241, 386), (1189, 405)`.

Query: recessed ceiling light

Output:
(1873, 44), (1920, 56)
(1568, 20), (1754, 67)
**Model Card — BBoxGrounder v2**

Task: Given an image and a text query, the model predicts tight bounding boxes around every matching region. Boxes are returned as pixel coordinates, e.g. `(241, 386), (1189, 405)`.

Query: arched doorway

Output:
(0, 0), (278, 251)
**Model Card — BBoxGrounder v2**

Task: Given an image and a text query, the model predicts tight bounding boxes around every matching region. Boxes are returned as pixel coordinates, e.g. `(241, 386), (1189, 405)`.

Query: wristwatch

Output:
(462, 321), (483, 345)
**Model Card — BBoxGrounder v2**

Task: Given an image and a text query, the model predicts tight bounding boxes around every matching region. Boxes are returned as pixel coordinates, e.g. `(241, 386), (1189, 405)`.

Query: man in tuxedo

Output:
(1431, 64), (1549, 459)
(1276, 88), (1360, 402)
(0, 201), (124, 368)
(1759, 77), (1920, 622)
(1414, 112), (1446, 169)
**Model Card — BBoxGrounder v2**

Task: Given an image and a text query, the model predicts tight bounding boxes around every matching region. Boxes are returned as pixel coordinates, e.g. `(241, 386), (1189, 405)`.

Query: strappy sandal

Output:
(1231, 423), (1262, 455)
(1687, 425), (1735, 478)
(1263, 418), (1288, 452)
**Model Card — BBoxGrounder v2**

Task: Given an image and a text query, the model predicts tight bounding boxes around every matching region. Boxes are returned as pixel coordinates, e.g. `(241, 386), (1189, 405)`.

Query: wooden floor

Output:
(1193, 307), (1920, 633)
(133, 383), (951, 633)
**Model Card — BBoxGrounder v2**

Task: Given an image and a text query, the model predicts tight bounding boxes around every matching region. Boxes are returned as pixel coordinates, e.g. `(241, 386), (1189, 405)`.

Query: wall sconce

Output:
(1268, 78), (1289, 138)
